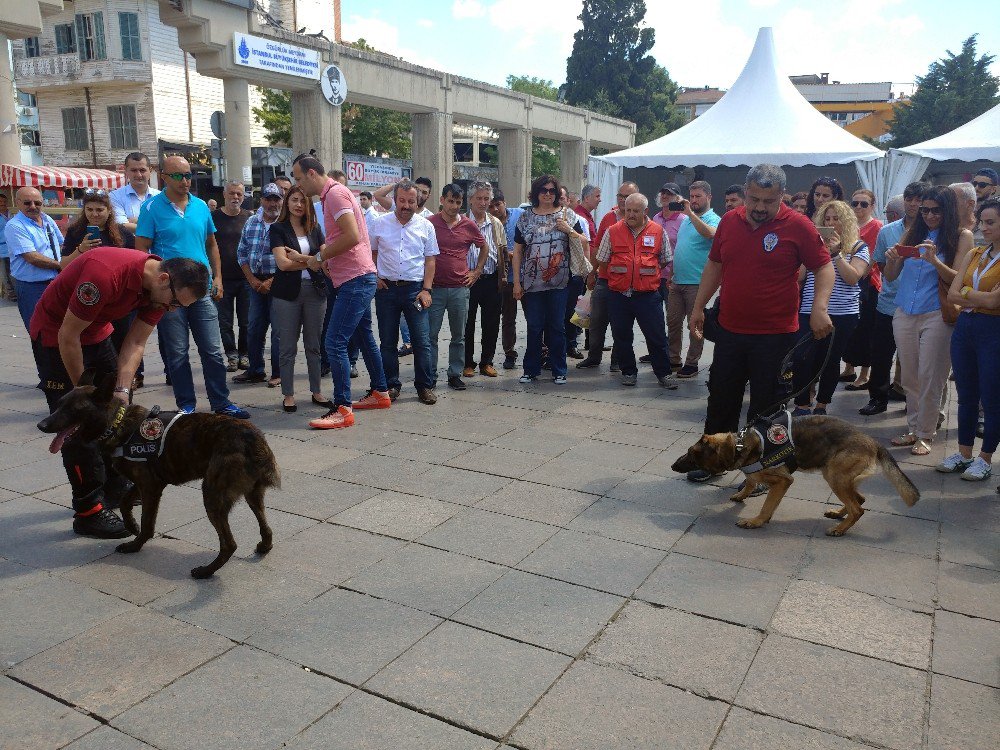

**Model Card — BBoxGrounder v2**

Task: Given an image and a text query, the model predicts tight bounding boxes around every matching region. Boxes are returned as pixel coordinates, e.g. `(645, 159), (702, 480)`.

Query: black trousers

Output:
(465, 272), (502, 367)
(32, 336), (118, 512)
(867, 309), (898, 401)
(215, 277), (250, 358)
(564, 275), (585, 350)
(110, 311), (143, 376)
(843, 279), (877, 367)
(704, 325), (798, 434)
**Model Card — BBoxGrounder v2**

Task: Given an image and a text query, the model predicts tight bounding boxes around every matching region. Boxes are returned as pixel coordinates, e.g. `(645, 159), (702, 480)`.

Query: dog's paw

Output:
(728, 494), (746, 503)
(736, 518), (765, 529)
(190, 565), (214, 579)
(115, 540), (143, 554)
(825, 527), (846, 537)
(255, 541), (272, 555)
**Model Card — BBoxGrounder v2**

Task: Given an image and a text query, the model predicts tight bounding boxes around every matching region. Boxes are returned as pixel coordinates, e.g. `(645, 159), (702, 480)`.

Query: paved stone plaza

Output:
(0, 297), (997, 750)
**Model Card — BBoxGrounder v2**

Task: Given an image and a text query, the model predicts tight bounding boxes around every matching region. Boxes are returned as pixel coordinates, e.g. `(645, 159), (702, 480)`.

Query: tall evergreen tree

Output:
(888, 35), (998, 147)
(563, 0), (684, 144)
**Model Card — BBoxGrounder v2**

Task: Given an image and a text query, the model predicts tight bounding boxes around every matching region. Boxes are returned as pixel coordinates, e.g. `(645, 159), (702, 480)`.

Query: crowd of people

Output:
(2, 152), (998, 538)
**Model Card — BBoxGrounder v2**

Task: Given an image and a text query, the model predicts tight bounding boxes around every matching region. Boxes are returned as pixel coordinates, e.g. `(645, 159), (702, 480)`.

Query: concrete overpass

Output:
(157, 0), (635, 200)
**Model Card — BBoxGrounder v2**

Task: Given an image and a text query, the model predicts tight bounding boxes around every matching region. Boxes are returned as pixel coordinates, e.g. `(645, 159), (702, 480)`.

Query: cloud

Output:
(340, 15), (445, 72)
(417, 19), (434, 29)
(487, 0), (580, 55)
(452, 0), (486, 19)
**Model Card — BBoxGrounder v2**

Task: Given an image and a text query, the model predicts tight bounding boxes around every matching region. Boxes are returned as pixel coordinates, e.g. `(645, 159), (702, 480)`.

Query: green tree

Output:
(563, 0), (684, 144)
(887, 35), (999, 147)
(506, 75), (562, 177)
(252, 88), (292, 146)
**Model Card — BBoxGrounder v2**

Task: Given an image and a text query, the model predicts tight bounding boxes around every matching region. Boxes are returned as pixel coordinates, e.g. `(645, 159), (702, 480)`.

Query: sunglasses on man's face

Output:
(972, 181), (994, 189)
(165, 172), (193, 181)
(851, 201), (871, 208)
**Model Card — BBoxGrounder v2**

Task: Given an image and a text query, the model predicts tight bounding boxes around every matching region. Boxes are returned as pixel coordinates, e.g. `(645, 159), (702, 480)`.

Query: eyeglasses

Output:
(538, 187), (558, 196)
(972, 180), (994, 189)
(165, 277), (182, 310)
(851, 201), (871, 208)
(165, 172), (194, 181)
(919, 206), (943, 216)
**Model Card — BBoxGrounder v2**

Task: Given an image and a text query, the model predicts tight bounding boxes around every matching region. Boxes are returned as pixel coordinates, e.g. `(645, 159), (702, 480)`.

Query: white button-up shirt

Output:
(110, 183), (160, 225)
(369, 211), (439, 282)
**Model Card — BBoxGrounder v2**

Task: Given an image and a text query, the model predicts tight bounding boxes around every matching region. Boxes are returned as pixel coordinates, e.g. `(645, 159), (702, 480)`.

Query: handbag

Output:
(937, 278), (960, 326)
(702, 296), (722, 343)
(564, 208), (593, 277)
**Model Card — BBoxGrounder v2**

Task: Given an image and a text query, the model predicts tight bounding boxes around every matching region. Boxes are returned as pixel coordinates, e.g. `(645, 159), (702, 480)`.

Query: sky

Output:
(340, 0), (996, 98)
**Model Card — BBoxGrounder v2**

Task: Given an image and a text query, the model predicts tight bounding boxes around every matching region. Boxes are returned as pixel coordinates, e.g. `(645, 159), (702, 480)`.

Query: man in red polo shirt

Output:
(30, 247), (207, 537)
(688, 164), (834, 483)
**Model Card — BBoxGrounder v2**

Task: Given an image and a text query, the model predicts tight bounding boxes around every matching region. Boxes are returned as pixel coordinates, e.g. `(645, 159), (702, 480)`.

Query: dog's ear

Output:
(78, 368), (98, 387)
(94, 373), (116, 405)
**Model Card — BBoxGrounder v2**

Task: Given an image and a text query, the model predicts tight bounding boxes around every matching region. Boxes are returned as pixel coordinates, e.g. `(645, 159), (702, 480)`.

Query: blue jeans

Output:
(952, 312), (1000, 453)
(14, 278), (51, 332)
(158, 295), (233, 411)
(400, 314), (411, 345)
(522, 287), (569, 378)
(608, 289), (671, 378)
(428, 286), (471, 384)
(321, 274), (359, 369)
(247, 285), (279, 377)
(326, 273), (386, 408)
(375, 281), (433, 391)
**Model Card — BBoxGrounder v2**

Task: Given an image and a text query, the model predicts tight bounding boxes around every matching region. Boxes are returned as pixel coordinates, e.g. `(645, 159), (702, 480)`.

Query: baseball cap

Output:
(974, 168), (999, 186)
(261, 182), (282, 198)
(659, 182), (682, 196)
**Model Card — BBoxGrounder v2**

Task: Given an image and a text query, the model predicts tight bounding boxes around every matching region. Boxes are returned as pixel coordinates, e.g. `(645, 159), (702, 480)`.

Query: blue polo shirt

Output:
(136, 192), (216, 273)
(503, 207), (523, 282)
(894, 228), (941, 315)
(671, 209), (721, 285)
(4, 211), (63, 282)
(873, 219), (905, 315)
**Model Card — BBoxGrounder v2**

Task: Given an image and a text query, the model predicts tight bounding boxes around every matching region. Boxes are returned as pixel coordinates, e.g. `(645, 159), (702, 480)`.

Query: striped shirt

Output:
(467, 212), (498, 275)
(800, 242), (870, 315)
(236, 210), (278, 276)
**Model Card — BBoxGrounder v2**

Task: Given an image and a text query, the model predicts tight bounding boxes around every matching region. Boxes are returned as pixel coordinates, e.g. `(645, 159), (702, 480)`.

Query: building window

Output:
(17, 92), (37, 108)
(108, 105), (138, 149)
(118, 13), (141, 60)
(75, 12), (107, 61)
(453, 142), (474, 163)
(55, 23), (77, 55)
(62, 107), (89, 151)
(24, 38), (41, 58)
(21, 129), (41, 147)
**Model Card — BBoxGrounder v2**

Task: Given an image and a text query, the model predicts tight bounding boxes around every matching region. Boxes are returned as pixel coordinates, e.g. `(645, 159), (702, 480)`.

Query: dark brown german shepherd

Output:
(672, 416), (919, 536)
(37, 369), (280, 578)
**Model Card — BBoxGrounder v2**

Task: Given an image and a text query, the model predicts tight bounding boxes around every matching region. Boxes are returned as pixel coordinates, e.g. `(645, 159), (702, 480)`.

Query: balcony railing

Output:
(14, 55), (151, 91)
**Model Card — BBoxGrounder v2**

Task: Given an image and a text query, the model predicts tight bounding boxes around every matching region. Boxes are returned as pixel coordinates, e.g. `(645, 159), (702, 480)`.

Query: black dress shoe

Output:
(859, 399), (887, 416)
(576, 358), (600, 369)
(503, 355), (517, 370)
(350, 364), (359, 378)
(448, 376), (467, 390)
(282, 401), (297, 413)
(73, 507), (131, 538)
(638, 354), (652, 363)
(887, 385), (906, 402)
(233, 372), (267, 384)
(567, 348), (585, 359)
(387, 385), (401, 401)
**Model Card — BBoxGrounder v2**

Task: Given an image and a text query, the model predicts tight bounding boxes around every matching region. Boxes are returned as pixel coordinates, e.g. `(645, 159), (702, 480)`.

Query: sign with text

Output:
(233, 33), (320, 80)
(345, 160), (410, 188)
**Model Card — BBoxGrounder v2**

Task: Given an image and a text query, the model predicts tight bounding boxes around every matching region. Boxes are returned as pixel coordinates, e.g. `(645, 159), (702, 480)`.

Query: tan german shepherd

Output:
(672, 416), (919, 536)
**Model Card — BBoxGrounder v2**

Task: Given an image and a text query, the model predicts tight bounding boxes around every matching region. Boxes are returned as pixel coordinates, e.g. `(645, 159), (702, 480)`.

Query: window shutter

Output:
(93, 12), (107, 60)
(75, 15), (87, 61)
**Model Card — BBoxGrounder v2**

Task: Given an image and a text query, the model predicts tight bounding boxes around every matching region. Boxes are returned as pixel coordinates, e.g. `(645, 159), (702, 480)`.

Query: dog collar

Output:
(97, 404), (129, 444)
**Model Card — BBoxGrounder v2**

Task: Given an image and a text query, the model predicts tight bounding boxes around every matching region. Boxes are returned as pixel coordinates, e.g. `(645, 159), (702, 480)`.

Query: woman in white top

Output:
(792, 200), (870, 415)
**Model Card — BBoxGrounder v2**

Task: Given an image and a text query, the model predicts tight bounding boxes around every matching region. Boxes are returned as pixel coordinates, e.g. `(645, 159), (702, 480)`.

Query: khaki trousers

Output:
(667, 282), (704, 367)
(892, 308), (953, 439)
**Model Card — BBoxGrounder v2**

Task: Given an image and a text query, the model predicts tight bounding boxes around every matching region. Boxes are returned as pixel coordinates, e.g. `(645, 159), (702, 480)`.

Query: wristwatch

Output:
(422, 287), (433, 293)
(960, 286), (972, 299)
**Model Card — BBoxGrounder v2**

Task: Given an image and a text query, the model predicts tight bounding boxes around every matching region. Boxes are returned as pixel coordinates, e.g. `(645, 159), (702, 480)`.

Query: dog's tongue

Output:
(49, 427), (76, 454)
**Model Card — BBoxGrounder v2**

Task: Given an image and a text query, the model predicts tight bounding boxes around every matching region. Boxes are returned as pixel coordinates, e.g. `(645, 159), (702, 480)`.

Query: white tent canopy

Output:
(589, 27), (884, 218)
(898, 102), (1000, 162)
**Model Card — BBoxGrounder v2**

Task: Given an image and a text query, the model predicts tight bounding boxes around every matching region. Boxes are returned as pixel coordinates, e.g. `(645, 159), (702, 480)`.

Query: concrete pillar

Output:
(222, 77), (253, 186)
(499, 128), (531, 206)
(412, 111), (452, 194)
(0, 33), (22, 166)
(290, 88), (342, 173)
(560, 138), (589, 194)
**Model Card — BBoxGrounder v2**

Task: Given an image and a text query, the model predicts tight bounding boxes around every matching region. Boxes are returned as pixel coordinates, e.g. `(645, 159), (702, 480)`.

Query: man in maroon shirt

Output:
(687, 164), (834, 484)
(427, 184), (486, 390)
(30, 247), (207, 537)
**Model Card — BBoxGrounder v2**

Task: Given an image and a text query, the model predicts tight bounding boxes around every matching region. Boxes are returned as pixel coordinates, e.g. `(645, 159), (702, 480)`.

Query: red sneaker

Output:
(352, 389), (392, 410)
(309, 405), (355, 429)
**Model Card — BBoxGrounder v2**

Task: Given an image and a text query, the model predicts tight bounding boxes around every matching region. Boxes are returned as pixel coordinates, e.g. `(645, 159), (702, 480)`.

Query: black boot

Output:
(72, 488), (130, 539)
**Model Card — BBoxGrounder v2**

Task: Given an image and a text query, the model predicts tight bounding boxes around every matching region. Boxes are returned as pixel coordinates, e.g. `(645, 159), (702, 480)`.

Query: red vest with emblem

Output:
(607, 220), (663, 293)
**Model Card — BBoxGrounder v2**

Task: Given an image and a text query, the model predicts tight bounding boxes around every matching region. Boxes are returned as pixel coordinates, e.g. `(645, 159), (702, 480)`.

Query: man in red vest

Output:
(594, 193), (677, 389)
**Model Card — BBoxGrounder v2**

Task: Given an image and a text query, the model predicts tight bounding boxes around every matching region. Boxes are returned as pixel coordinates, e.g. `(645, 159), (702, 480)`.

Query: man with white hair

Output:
(463, 181), (507, 378)
(949, 182), (979, 241)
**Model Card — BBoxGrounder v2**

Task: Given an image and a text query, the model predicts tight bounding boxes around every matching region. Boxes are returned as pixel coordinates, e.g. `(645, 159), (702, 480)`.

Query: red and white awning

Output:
(0, 164), (126, 190)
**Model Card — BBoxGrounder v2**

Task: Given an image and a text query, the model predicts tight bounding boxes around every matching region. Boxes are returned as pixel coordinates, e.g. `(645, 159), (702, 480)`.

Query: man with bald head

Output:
(4, 186), (63, 330)
(135, 156), (249, 418)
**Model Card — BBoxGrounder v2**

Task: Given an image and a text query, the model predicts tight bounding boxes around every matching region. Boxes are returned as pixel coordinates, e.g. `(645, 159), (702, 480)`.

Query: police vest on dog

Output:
(740, 410), (796, 474)
(114, 408), (186, 462)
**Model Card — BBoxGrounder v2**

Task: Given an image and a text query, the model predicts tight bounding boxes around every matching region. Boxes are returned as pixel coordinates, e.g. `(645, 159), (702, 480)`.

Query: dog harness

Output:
(113, 406), (186, 462)
(739, 410), (796, 475)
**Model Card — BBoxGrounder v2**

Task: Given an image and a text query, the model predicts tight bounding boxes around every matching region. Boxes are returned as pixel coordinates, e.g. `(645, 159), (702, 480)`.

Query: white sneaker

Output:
(960, 457), (992, 481)
(936, 453), (973, 473)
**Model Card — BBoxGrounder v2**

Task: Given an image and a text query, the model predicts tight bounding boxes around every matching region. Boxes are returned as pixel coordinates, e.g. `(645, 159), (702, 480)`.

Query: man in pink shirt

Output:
(293, 155), (391, 429)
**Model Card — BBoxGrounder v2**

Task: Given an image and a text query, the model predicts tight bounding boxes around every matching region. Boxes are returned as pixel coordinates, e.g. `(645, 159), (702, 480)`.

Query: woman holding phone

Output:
(884, 186), (973, 455)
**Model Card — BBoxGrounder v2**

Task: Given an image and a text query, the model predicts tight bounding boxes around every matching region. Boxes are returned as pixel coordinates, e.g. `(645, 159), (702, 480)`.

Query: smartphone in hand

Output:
(896, 245), (921, 260)
(86, 225), (102, 242)
(817, 226), (835, 240)
(667, 201), (685, 211)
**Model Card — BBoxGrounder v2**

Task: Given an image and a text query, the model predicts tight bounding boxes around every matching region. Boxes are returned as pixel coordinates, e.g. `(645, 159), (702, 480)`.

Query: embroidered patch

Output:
(138, 418), (163, 441)
(76, 282), (101, 306)
(767, 423), (789, 444)
(762, 233), (779, 253)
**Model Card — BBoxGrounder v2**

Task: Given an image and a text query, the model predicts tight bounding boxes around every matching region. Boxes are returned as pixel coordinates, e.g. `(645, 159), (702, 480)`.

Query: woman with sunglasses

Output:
(839, 190), (883, 389)
(805, 176), (844, 221)
(268, 186), (332, 412)
(884, 186), (973, 455)
(512, 174), (585, 384)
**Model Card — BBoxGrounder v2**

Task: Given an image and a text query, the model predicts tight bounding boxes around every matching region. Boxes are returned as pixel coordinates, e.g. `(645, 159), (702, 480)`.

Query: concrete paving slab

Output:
(521, 456), (632, 495)
(390, 464), (512, 505)
(258, 522), (406, 584)
(587, 601), (763, 700)
(344, 542), (505, 617)
(162, 506), (318, 560)
(247, 587), (440, 683)
(367, 621), (570, 738)
(9, 609), (232, 718)
(63, 726), (156, 750)
(283, 690), (497, 749)
(567, 497), (694, 550)
(265, 470), (379, 520)
(510, 660), (727, 750)
(713, 707), (873, 750)
(446, 444), (551, 479)
(418, 508), (559, 566)
(770, 580), (933, 669)
(591, 423), (689, 450)
(928, 673), (1000, 750)
(832, 509), (940, 558)
(113, 646), (351, 750)
(938, 487), (1000, 531)
(939, 522), (1000, 570)
(0, 457), (68, 495)
(258, 435), (361, 474)
(937, 561), (1000, 621)
(932, 610), (1000, 687)
(0, 556), (51, 595)
(375, 433), (480, 464)
(475, 481), (598, 526)
(559, 438), (662, 472)
(317, 454), (434, 489)
(737, 634), (926, 750)
(699, 493), (829, 536)
(0, 676), (99, 750)
(605, 472), (717, 515)
(331, 490), (461, 540)
(489, 425), (585, 458)
(636, 553), (789, 629)
(422, 415), (519, 444)
(671, 514), (811, 575)
(453, 569), (624, 655)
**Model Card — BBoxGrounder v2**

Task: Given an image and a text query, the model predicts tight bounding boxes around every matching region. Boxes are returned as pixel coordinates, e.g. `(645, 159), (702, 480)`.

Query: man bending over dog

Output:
(29, 246), (206, 538)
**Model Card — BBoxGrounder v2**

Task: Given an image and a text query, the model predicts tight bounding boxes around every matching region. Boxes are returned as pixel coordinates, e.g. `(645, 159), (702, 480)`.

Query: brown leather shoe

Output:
(480, 364), (498, 377)
(417, 388), (437, 405)
(462, 366), (476, 378)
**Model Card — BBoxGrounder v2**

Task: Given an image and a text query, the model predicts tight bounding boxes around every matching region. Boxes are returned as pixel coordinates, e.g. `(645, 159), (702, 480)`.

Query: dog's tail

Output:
(876, 446), (919, 506)
(262, 450), (281, 490)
